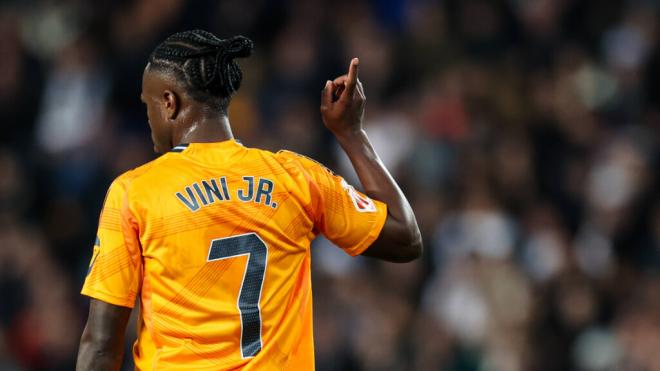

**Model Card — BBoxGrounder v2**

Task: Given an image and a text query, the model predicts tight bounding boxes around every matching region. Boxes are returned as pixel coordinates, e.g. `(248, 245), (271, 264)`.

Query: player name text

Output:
(175, 176), (277, 212)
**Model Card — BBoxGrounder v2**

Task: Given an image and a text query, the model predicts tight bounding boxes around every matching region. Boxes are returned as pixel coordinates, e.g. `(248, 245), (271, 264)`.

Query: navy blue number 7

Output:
(207, 232), (268, 358)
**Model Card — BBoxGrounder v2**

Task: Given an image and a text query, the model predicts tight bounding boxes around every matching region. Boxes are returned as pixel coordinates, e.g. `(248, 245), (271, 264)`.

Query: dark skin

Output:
(77, 58), (422, 370)
(77, 299), (131, 370)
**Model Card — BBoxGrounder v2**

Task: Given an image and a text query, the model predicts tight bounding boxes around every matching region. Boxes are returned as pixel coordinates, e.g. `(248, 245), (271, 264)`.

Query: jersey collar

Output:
(170, 144), (190, 153)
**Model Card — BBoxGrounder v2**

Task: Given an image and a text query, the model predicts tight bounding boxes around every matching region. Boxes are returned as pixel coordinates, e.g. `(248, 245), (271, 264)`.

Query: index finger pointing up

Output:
(348, 58), (359, 83)
(340, 58), (359, 102)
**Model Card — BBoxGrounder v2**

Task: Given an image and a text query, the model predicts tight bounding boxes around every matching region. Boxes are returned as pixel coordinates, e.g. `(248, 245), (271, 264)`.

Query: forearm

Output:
(336, 129), (421, 246)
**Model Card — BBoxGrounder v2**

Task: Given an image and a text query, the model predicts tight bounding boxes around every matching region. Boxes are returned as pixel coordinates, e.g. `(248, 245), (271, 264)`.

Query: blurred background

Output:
(0, 0), (659, 370)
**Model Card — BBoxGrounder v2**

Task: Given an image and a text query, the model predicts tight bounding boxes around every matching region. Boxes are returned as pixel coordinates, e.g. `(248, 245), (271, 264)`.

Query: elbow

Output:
(397, 231), (423, 263)
(363, 219), (423, 263)
(393, 213), (423, 263)
(409, 233), (424, 260)
(77, 326), (116, 367)
(384, 227), (422, 263)
(78, 326), (95, 352)
(80, 326), (106, 350)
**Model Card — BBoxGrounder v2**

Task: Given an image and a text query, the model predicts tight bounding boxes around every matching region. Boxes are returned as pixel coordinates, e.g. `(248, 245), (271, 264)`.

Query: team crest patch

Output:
(341, 179), (376, 212)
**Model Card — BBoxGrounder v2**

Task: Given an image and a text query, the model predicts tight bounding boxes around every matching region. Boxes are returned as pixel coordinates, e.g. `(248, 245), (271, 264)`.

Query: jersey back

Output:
(81, 140), (387, 370)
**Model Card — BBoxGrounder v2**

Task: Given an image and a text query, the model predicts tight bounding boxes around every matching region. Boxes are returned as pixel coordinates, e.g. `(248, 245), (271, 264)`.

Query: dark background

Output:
(1, 0), (659, 370)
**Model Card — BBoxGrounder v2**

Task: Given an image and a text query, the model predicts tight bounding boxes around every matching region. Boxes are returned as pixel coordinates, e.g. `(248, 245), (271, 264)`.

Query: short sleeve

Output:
(283, 152), (387, 256)
(81, 176), (142, 308)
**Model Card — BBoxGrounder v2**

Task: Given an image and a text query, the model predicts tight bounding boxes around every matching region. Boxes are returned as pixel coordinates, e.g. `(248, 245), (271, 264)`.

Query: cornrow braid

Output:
(148, 30), (253, 112)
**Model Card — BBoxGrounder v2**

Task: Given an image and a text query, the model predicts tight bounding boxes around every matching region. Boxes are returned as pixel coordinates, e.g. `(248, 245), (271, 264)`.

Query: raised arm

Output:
(77, 299), (132, 371)
(320, 58), (422, 262)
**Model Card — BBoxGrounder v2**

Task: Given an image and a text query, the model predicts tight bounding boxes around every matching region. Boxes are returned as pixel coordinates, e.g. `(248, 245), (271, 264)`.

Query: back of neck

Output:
(177, 115), (234, 144)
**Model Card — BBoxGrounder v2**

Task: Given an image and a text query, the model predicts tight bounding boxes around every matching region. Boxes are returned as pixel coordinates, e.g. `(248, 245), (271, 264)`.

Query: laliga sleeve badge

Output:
(87, 236), (101, 276)
(341, 179), (377, 212)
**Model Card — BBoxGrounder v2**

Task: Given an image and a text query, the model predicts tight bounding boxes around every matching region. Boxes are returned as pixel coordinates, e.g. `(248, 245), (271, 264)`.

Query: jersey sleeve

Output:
(284, 152), (387, 256)
(81, 175), (142, 308)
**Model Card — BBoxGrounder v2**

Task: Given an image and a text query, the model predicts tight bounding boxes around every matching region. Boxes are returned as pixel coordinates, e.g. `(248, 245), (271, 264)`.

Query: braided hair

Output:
(148, 30), (253, 113)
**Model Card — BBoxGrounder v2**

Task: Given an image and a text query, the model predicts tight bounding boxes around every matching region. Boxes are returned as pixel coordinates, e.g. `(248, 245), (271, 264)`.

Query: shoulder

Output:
(108, 154), (174, 193)
(274, 150), (333, 176)
(103, 155), (179, 222)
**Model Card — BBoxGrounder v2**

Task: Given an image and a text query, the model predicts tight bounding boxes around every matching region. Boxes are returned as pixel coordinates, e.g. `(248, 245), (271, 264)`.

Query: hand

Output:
(320, 58), (366, 138)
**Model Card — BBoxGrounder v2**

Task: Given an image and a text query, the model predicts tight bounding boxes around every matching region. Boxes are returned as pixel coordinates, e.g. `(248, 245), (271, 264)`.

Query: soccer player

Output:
(76, 30), (421, 371)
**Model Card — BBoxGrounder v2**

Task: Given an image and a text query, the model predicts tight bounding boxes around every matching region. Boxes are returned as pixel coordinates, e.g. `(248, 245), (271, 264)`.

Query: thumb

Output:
(320, 80), (333, 111)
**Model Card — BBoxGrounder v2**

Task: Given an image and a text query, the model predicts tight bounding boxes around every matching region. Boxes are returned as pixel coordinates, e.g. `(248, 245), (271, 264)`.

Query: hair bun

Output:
(149, 30), (253, 100)
(223, 35), (254, 59)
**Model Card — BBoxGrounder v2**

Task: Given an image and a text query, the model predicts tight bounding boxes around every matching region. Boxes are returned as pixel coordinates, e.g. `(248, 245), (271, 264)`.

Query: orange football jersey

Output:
(81, 140), (387, 370)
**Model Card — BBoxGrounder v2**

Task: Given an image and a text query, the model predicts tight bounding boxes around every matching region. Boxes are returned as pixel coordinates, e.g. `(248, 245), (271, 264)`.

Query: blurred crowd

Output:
(0, 0), (659, 370)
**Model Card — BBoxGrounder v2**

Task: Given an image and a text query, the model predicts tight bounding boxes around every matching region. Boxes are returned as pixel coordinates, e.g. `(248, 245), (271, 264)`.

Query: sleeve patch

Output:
(341, 179), (376, 213)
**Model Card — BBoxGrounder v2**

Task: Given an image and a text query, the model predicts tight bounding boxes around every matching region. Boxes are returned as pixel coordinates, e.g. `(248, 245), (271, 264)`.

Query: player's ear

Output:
(162, 90), (179, 120)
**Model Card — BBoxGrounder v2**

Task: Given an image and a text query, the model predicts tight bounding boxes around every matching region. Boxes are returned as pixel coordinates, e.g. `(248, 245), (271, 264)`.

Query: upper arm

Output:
(77, 298), (132, 371)
(292, 153), (421, 263)
(81, 298), (133, 344)
(290, 153), (387, 256)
